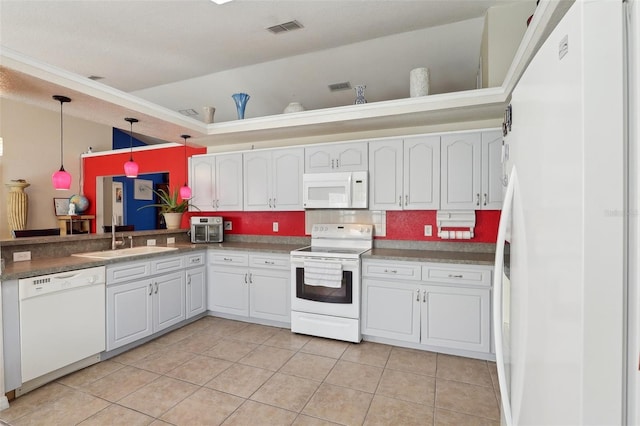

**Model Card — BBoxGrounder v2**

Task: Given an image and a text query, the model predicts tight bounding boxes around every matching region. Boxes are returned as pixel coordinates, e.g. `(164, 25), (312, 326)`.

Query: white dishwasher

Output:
(19, 266), (106, 384)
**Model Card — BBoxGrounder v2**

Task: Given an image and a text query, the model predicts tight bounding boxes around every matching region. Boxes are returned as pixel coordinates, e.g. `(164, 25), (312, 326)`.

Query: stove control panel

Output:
(311, 224), (373, 239)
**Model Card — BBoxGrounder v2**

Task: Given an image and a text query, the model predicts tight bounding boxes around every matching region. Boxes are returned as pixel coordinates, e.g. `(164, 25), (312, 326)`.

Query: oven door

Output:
(291, 256), (360, 318)
(191, 225), (208, 243)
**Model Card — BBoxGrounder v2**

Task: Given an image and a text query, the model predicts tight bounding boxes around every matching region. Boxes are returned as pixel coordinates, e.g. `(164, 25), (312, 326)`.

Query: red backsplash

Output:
(187, 210), (500, 243)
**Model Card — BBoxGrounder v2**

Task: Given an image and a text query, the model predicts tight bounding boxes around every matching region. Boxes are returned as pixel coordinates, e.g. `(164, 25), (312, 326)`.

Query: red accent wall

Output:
(83, 145), (207, 232)
(187, 210), (500, 243)
(83, 146), (499, 243)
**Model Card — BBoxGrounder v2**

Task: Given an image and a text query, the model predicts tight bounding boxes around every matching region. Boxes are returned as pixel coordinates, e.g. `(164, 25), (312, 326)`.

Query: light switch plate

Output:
(424, 225), (432, 237)
(224, 221), (232, 231)
(147, 239), (157, 246)
(273, 222), (279, 232)
(167, 237), (175, 245)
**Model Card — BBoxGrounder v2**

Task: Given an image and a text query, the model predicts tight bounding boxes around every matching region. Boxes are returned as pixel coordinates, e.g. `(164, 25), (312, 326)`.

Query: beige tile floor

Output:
(0, 316), (501, 426)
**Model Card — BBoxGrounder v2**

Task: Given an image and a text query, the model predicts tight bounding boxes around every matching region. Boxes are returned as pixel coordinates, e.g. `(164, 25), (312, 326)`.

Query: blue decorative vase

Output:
(232, 93), (250, 119)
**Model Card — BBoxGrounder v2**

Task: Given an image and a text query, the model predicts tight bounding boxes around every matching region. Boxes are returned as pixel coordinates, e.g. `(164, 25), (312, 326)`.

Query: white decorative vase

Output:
(163, 212), (183, 230)
(203, 106), (215, 124)
(410, 67), (430, 97)
(283, 102), (305, 113)
(6, 180), (30, 232)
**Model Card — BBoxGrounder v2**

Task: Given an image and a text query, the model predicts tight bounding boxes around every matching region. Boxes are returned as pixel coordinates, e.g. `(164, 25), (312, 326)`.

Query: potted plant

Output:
(138, 187), (196, 229)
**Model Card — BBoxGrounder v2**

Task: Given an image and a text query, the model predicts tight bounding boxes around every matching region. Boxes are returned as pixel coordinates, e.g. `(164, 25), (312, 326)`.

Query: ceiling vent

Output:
(328, 82), (352, 92)
(178, 109), (198, 116)
(267, 20), (303, 34)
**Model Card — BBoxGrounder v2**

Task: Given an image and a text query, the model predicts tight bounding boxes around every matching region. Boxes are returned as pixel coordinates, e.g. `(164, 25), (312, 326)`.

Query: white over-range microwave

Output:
(302, 171), (368, 209)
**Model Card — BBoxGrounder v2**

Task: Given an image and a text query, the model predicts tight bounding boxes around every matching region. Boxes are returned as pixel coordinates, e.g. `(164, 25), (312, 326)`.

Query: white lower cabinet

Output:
(185, 253), (207, 319)
(362, 259), (492, 356)
(106, 252), (205, 351)
(208, 250), (290, 324)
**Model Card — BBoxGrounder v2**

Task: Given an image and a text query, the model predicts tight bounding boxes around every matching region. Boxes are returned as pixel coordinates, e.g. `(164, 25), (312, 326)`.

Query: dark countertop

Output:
(364, 248), (495, 266)
(0, 244), (205, 281)
(1, 240), (495, 281)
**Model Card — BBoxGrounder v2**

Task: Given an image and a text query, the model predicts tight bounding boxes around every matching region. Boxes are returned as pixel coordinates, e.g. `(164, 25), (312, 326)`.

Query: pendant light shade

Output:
(124, 117), (139, 178)
(52, 95), (72, 190)
(179, 134), (192, 199)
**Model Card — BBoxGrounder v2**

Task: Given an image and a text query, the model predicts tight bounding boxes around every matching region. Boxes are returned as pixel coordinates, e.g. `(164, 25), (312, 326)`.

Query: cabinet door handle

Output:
(483, 193), (488, 206)
(187, 275), (191, 285)
(398, 196), (402, 207)
(216, 200), (220, 208)
(154, 282), (159, 294)
(264, 260), (275, 265)
(249, 273), (252, 284)
(405, 195), (408, 206)
(423, 290), (427, 303)
(223, 257), (233, 261)
(476, 193), (480, 206)
(268, 198), (272, 208)
(448, 274), (464, 279)
(331, 159), (335, 169)
(336, 159), (339, 168)
(416, 289), (420, 302)
(384, 269), (397, 274)
(244, 273), (248, 284)
(149, 283), (153, 296)
(273, 198), (276, 208)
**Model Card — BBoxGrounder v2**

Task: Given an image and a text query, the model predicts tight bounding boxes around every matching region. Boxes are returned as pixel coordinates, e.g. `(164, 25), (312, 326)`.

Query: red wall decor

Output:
(83, 145), (207, 232)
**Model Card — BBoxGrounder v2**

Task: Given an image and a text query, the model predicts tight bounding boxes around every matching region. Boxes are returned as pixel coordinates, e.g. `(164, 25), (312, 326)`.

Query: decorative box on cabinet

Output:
(305, 142), (368, 172)
(362, 259), (492, 358)
(208, 250), (290, 325)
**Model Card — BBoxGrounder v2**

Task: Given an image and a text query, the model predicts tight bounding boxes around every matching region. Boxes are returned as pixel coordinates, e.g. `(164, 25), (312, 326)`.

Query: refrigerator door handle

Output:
(493, 167), (516, 426)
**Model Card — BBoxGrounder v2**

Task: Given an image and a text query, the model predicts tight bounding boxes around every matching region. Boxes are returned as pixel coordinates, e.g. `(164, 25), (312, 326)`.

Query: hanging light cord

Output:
(129, 120), (134, 161)
(59, 99), (65, 170)
(181, 134), (191, 185)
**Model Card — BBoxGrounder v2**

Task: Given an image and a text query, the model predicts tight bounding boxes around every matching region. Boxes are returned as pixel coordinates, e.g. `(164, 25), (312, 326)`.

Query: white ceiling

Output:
(0, 0), (523, 131)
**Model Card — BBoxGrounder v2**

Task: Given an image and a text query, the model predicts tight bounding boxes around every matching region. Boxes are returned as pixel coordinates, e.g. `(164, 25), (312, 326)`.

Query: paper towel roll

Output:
(440, 230), (450, 239)
(462, 231), (471, 239)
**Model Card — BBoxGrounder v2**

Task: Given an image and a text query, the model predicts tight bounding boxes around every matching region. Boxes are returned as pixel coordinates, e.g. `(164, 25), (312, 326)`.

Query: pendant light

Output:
(51, 95), (72, 190)
(179, 134), (192, 199)
(123, 117), (139, 178)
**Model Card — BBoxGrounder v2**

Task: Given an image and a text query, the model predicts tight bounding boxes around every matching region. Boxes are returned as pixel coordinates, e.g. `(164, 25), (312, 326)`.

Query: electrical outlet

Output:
(224, 221), (232, 231)
(167, 237), (175, 245)
(13, 251), (31, 262)
(273, 222), (279, 232)
(424, 225), (433, 237)
(147, 239), (157, 246)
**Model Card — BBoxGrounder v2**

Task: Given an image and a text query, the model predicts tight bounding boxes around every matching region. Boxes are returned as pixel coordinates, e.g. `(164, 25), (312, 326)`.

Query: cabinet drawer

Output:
(422, 264), (491, 287)
(210, 251), (249, 266)
(151, 256), (185, 274)
(107, 261), (151, 285)
(362, 260), (422, 281)
(184, 252), (206, 268)
(249, 254), (289, 270)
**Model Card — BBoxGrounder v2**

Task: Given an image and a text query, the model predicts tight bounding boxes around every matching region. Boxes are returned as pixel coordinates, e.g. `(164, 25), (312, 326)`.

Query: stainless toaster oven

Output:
(190, 216), (223, 243)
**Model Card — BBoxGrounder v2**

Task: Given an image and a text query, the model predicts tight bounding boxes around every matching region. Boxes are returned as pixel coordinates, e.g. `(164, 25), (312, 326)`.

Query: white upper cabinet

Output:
(480, 130), (504, 209)
(441, 132), (482, 210)
(244, 148), (304, 211)
(305, 142), (368, 172)
(369, 136), (440, 210)
(440, 130), (503, 210)
(190, 153), (243, 211)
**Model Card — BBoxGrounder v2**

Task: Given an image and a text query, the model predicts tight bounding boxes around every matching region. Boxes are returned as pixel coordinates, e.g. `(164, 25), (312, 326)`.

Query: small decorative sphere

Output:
(69, 194), (90, 214)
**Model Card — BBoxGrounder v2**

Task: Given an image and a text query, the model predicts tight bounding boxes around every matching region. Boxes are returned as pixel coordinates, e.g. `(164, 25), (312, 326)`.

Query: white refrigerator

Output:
(493, 0), (635, 424)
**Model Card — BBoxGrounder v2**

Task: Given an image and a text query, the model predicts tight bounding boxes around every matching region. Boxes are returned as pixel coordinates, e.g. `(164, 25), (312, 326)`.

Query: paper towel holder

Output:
(437, 210), (475, 239)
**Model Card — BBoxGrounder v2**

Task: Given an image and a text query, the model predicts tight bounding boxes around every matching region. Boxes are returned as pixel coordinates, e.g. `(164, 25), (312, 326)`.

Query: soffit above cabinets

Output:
(0, 0), (570, 149)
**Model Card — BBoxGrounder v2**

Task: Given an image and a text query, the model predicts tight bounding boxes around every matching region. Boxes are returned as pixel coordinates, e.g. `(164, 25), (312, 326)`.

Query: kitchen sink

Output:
(72, 246), (179, 259)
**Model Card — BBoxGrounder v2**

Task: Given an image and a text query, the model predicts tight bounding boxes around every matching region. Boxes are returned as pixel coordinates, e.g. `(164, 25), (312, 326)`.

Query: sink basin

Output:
(73, 246), (179, 260)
